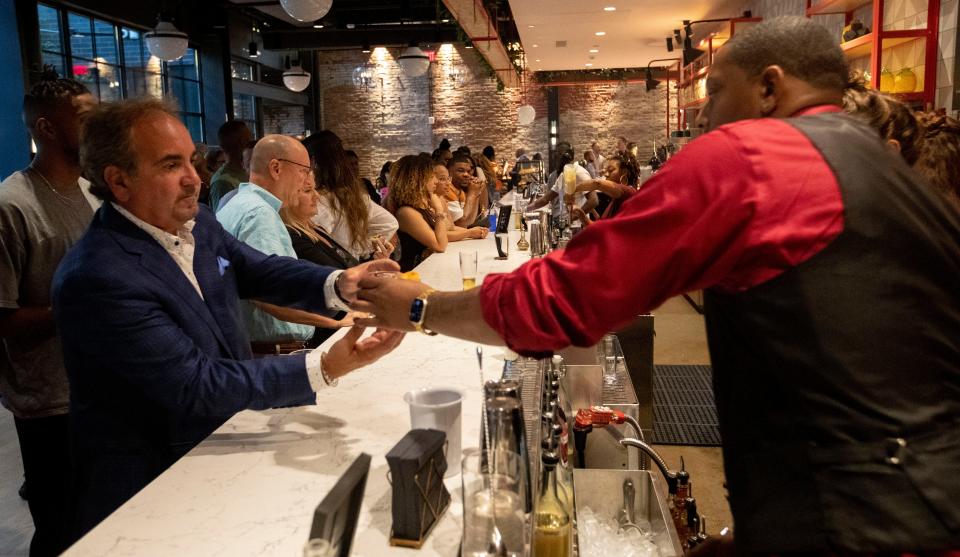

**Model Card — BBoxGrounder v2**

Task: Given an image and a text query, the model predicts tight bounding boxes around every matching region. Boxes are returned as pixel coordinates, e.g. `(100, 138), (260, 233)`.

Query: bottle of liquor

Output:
(532, 449), (571, 557)
(541, 435), (572, 508)
(671, 460), (690, 538)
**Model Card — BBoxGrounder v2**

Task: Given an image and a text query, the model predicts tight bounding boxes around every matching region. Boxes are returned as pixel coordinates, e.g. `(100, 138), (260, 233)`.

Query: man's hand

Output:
(338, 259), (400, 304)
(323, 325), (406, 380)
(468, 227), (489, 239)
(352, 275), (434, 331)
(467, 177), (485, 194)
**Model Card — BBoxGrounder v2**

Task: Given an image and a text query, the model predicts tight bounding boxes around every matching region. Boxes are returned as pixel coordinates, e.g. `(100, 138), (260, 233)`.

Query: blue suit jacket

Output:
(53, 203), (334, 533)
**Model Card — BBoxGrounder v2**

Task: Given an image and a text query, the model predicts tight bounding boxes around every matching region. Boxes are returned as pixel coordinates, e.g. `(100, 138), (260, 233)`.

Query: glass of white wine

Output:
(460, 251), (478, 290)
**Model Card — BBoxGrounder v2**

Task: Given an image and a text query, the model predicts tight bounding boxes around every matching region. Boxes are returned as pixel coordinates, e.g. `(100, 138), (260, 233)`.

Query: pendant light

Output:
(283, 63), (311, 92)
(280, 0), (333, 23)
(397, 45), (430, 77)
(145, 18), (188, 61)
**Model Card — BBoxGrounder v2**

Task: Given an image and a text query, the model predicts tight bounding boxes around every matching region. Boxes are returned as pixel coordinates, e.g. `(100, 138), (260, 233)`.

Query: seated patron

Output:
(53, 98), (403, 535)
(446, 153), (488, 227)
(307, 131), (398, 261)
(217, 135), (348, 353)
(388, 155), (486, 271)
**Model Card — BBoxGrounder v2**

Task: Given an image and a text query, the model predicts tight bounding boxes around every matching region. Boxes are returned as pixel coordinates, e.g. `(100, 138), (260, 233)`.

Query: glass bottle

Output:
(532, 449), (571, 557)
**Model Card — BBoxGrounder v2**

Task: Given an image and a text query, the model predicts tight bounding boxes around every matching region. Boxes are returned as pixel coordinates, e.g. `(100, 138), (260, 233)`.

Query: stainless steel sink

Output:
(573, 469), (683, 557)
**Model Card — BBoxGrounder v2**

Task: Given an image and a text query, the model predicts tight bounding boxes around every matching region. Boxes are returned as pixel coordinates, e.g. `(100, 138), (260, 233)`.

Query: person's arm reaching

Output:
(354, 130), (767, 355)
(251, 301), (351, 329)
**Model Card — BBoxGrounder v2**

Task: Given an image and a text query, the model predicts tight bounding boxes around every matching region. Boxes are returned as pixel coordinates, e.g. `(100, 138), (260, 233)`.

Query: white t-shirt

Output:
(549, 163), (591, 219)
(313, 192), (399, 259)
(446, 200), (464, 222)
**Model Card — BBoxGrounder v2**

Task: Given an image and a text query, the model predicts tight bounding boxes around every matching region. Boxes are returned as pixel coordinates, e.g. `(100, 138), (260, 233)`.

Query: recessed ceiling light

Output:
(585, 63), (593, 66)
(528, 25), (535, 28)
(604, 6), (616, 11)
(313, 24), (323, 28)
(533, 44), (539, 47)
(441, 18), (450, 23)
(595, 31), (606, 36)
(589, 48), (599, 53)
(535, 59), (541, 62)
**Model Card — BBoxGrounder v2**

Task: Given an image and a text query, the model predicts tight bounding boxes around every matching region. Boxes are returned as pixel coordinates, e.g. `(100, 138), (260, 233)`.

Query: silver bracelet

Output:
(319, 352), (339, 387)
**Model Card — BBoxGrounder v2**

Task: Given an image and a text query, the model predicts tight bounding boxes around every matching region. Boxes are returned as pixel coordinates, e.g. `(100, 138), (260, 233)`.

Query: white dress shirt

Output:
(313, 192), (399, 260)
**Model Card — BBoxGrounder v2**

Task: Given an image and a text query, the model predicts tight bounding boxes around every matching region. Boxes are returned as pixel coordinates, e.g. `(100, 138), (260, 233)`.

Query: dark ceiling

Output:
(228, 0), (519, 51)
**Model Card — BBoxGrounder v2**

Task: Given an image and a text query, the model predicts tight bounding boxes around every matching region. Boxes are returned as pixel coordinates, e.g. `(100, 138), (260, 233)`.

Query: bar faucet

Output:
(619, 437), (678, 492)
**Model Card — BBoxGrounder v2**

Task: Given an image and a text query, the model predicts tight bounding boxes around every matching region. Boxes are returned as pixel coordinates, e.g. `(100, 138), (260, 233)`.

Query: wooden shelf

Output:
(806, 0), (872, 16)
(841, 32), (875, 58)
(841, 32), (926, 59)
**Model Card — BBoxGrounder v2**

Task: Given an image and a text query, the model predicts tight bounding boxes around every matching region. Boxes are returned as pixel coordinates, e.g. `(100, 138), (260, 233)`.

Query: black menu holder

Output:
(308, 453), (372, 557)
(386, 429), (451, 548)
(495, 205), (512, 234)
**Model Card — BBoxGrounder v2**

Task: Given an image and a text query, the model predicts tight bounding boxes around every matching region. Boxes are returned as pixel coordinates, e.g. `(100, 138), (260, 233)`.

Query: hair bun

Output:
(33, 64), (62, 82)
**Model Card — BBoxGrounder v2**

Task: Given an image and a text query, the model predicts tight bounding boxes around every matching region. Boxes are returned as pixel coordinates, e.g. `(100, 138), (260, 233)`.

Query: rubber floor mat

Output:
(652, 364), (721, 446)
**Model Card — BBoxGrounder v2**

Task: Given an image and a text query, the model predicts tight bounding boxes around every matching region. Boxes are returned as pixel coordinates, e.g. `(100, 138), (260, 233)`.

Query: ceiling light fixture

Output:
(247, 41), (259, 58)
(313, 23), (324, 29)
(644, 67), (660, 92)
(279, 0), (333, 22)
(398, 45), (430, 76)
(589, 48), (599, 53)
(595, 31), (606, 36)
(518, 104), (536, 125)
(464, 40), (474, 49)
(283, 62), (311, 92)
(585, 63), (593, 66)
(682, 20), (705, 66)
(361, 42), (371, 53)
(532, 44), (539, 48)
(604, 6), (616, 11)
(145, 18), (188, 61)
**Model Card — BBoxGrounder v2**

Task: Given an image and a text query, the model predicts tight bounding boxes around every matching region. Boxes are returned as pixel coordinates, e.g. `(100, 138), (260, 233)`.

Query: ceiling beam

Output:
(442, 0), (520, 88)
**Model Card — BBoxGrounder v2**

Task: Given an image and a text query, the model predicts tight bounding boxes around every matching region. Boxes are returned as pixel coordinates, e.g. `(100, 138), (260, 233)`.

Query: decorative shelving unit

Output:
(806, 0), (941, 107)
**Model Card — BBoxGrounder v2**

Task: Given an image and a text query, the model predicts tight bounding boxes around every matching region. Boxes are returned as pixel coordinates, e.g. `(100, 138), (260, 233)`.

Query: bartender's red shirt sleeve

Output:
(480, 117), (844, 355)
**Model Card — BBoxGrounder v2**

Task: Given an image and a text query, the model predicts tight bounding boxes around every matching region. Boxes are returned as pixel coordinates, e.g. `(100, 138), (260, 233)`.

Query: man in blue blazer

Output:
(52, 98), (404, 536)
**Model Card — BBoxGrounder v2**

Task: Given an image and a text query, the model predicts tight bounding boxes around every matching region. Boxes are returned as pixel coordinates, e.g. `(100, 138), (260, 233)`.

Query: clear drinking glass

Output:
(461, 448), (526, 557)
(602, 334), (621, 386)
(460, 251), (478, 290)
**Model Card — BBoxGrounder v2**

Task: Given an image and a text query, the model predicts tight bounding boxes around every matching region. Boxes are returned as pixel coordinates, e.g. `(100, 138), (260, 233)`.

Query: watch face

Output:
(409, 298), (426, 323)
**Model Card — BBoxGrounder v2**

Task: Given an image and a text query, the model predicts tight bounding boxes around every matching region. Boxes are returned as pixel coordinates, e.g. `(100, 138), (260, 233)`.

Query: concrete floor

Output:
(648, 295), (732, 537)
(0, 296), (728, 555)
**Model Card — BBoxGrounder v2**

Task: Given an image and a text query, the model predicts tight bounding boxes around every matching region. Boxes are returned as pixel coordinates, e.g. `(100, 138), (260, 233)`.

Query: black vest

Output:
(704, 113), (960, 552)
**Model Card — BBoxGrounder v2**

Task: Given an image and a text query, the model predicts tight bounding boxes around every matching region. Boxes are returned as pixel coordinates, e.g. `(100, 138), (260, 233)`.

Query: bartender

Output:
(354, 17), (960, 554)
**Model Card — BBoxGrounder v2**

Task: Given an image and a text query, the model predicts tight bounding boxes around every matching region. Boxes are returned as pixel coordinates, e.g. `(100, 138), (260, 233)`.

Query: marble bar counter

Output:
(64, 229), (532, 557)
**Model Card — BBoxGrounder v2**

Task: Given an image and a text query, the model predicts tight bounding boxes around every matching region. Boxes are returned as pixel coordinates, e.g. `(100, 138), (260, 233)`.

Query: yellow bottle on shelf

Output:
(879, 67), (895, 93)
(894, 68), (917, 93)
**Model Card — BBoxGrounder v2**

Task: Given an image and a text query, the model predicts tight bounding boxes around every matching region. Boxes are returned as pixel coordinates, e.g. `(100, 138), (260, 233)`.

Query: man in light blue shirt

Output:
(217, 135), (332, 352)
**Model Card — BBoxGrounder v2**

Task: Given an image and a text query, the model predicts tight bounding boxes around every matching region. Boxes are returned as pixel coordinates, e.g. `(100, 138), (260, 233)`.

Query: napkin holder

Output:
(386, 429), (451, 549)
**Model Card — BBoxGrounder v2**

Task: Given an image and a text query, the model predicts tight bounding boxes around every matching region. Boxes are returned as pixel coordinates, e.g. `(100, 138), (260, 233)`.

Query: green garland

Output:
(534, 67), (649, 84)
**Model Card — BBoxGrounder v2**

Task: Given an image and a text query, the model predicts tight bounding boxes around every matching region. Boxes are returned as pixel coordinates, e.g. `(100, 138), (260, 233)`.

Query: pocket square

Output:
(217, 256), (231, 276)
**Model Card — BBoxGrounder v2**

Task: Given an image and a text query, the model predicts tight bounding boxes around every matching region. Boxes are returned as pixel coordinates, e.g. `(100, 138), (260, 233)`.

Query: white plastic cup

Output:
(403, 387), (463, 477)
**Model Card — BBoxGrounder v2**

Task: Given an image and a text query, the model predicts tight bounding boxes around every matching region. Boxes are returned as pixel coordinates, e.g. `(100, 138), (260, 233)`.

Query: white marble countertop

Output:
(64, 229), (533, 557)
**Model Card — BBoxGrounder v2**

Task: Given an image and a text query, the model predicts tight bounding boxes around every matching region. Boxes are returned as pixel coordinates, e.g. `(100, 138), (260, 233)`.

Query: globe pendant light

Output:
(283, 64), (311, 92)
(518, 104), (535, 125)
(145, 20), (188, 61)
(280, 0), (333, 22)
(397, 46), (430, 77)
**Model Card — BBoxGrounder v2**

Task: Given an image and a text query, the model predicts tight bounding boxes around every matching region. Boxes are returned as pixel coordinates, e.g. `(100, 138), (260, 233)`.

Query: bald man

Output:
(216, 135), (341, 353)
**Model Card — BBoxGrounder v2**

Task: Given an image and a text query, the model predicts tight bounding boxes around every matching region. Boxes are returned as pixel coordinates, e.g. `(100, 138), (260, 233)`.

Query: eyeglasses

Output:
(276, 158), (315, 177)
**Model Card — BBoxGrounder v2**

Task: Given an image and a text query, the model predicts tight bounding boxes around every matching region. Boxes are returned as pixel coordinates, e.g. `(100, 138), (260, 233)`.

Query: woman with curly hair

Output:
(842, 85), (922, 164)
(385, 155), (449, 271)
(913, 111), (960, 209)
(304, 130), (398, 261)
(567, 153), (642, 225)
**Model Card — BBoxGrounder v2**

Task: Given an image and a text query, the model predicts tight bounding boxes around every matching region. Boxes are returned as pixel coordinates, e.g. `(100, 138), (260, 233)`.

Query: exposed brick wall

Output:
(557, 81), (673, 160)
(315, 45), (549, 180)
(315, 44), (678, 178)
(430, 45), (549, 164)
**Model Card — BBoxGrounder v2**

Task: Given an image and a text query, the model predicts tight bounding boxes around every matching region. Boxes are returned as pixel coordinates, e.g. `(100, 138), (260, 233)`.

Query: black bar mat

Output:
(652, 364), (721, 446)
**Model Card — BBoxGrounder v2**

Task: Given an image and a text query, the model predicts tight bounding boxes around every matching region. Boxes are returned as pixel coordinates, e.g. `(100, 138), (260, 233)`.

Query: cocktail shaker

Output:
(482, 379), (532, 512)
